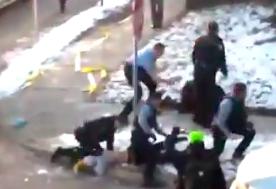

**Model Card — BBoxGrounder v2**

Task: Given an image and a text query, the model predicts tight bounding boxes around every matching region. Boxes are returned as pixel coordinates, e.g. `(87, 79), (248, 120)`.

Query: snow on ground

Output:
(97, 3), (276, 108)
(0, 0), (131, 98)
(56, 130), (276, 181)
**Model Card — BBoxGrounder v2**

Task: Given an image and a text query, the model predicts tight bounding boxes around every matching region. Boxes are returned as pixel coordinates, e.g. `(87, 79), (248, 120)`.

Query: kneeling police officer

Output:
(131, 92), (167, 187)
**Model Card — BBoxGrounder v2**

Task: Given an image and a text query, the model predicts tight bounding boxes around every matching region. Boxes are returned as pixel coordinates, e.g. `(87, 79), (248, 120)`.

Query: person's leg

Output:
(231, 122), (256, 158)
(51, 146), (82, 163)
(143, 142), (158, 186)
(139, 66), (157, 95)
(155, 0), (164, 28)
(212, 127), (227, 156)
(118, 64), (143, 123)
(59, 0), (67, 13)
(149, 0), (158, 28)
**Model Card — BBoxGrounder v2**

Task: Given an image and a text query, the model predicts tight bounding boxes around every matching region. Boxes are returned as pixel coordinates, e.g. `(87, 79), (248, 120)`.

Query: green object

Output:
(189, 130), (205, 143)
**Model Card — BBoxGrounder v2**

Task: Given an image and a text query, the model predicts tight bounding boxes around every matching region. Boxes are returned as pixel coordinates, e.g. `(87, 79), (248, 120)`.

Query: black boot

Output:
(51, 147), (62, 163)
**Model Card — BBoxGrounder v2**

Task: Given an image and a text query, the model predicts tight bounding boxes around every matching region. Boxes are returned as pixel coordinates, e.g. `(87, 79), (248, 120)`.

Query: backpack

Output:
(185, 150), (217, 189)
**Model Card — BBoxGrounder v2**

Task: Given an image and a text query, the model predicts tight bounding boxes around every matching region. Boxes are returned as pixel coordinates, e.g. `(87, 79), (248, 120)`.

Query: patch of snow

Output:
(0, 0), (131, 98)
(58, 130), (276, 181)
(232, 143), (276, 189)
(97, 4), (276, 108)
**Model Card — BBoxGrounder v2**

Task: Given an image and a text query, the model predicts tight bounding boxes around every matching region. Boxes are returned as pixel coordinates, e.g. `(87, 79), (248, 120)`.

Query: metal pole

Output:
(32, 0), (39, 38)
(100, 0), (103, 6)
(133, 38), (138, 116)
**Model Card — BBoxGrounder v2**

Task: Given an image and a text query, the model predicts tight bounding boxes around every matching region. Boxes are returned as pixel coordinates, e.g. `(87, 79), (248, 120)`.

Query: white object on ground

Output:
(232, 143), (276, 189)
(97, 4), (276, 108)
(0, 0), (131, 98)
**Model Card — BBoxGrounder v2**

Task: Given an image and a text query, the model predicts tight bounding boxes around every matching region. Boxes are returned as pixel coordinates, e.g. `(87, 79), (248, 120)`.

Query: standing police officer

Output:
(131, 92), (167, 187)
(150, 0), (164, 29)
(118, 43), (167, 125)
(192, 21), (228, 127)
(212, 82), (256, 159)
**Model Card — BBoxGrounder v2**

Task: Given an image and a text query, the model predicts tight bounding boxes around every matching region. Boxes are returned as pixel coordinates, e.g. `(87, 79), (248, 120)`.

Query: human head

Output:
(149, 91), (163, 107)
(153, 42), (165, 58)
(189, 130), (205, 144)
(233, 82), (247, 100)
(207, 21), (219, 35)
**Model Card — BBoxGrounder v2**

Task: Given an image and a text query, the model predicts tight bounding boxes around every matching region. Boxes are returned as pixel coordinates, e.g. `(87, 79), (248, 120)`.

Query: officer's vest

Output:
(134, 101), (157, 134)
(226, 96), (247, 128)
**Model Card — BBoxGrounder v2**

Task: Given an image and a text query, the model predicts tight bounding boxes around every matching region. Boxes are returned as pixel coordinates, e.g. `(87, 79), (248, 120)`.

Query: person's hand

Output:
(150, 134), (157, 142)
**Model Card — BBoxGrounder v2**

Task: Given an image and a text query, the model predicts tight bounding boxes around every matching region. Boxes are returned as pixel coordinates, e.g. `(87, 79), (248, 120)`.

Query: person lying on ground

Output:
(212, 82), (256, 160)
(51, 114), (122, 164)
(73, 126), (188, 177)
(181, 131), (227, 189)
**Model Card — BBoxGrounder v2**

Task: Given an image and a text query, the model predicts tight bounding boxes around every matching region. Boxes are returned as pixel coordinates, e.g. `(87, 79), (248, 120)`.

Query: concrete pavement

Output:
(0, 0), (99, 71)
(0, 0), (187, 188)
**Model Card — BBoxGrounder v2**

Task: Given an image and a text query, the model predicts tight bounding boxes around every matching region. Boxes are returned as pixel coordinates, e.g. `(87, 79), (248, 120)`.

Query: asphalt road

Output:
(0, 0), (98, 70)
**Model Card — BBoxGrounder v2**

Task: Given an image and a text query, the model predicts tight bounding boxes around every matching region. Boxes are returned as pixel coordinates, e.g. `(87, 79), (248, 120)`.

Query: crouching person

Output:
(51, 114), (121, 164)
(212, 82), (256, 159)
(131, 92), (168, 187)
(182, 131), (227, 189)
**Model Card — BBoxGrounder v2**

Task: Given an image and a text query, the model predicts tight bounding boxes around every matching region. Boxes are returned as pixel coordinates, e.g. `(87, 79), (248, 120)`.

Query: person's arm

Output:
(214, 98), (232, 137)
(138, 105), (154, 135)
(212, 156), (227, 189)
(153, 121), (167, 137)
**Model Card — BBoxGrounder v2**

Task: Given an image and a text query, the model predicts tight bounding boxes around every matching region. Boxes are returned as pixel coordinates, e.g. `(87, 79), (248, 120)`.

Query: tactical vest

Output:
(226, 96), (247, 129)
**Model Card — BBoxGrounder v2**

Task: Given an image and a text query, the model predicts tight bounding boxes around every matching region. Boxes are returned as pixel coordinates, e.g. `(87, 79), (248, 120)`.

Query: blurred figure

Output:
(192, 21), (228, 127)
(150, 0), (164, 29)
(212, 82), (256, 159)
(59, 0), (67, 13)
(182, 131), (227, 189)
(51, 114), (121, 163)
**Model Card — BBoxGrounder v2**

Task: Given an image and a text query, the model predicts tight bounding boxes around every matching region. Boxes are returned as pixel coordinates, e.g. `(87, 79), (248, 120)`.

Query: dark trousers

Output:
(193, 73), (216, 127)
(74, 132), (103, 156)
(212, 122), (256, 156)
(150, 0), (164, 27)
(55, 146), (89, 164)
(120, 63), (157, 117)
(59, 0), (67, 13)
(131, 129), (159, 182)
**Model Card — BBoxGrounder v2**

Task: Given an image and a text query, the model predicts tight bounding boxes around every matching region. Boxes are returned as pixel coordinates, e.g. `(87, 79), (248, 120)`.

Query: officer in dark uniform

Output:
(192, 21), (228, 127)
(212, 82), (256, 159)
(131, 92), (167, 187)
(150, 0), (164, 29)
(183, 131), (227, 189)
(51, 115), (121, 163)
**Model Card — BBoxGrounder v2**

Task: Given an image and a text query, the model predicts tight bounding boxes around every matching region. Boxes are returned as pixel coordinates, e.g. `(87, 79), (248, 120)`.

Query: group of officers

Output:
(50, 21), (256, 189)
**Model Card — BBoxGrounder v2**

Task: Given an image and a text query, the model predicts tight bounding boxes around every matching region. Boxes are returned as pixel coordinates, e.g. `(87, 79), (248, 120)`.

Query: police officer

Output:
(212, 82), (256, 159)
(183, 131), (227, 189)
(131, 92), (167, 187)
(118, 43), (167, 125)
(192, 21), (228, 127)
(51, 115), (121, 163)
(150, 0), (164, 29)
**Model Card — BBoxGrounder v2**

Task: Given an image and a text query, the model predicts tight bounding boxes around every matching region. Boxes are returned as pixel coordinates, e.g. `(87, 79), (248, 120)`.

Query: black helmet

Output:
(208, 21), (219, 34)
